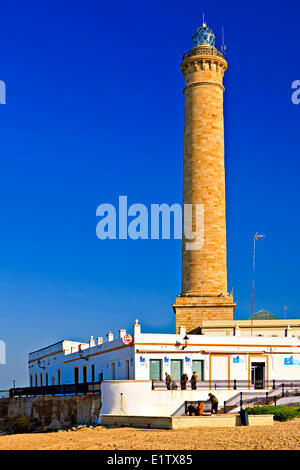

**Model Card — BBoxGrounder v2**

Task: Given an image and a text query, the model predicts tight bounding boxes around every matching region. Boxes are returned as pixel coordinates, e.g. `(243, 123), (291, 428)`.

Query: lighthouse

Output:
(173, 21), (236, 333)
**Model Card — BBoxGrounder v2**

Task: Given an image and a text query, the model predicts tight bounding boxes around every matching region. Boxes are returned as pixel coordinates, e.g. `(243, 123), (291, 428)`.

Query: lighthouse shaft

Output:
(173, 27), (236, 333)
(182, 48), (227, 296)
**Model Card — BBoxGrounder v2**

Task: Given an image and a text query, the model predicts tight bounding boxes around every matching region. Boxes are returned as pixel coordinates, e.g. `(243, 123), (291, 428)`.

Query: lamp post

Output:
(251, 233), (265, 336)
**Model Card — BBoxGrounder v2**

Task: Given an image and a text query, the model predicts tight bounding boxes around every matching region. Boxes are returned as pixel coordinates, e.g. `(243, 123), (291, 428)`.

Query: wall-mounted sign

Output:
(233, 356), (244, 364)
(140, 357), (145, 366)
(164, 357), (169, 363)
(123, 334), (133, 344)
(284, 357), (300, 365)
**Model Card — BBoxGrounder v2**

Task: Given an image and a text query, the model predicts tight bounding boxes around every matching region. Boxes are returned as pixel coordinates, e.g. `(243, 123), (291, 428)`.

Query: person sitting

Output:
(195, 401), (204, 416)
(171, 380), (178, 390)
(191, 371), (198, 390)
(187, 403), (195, 416)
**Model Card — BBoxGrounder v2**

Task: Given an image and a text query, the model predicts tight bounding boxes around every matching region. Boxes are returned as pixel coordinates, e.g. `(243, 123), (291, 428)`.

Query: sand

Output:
(0, 418), (299, 450)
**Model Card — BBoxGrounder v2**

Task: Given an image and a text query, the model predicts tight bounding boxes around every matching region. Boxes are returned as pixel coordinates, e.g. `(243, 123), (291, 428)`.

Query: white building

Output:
(28, 319), (300, 409)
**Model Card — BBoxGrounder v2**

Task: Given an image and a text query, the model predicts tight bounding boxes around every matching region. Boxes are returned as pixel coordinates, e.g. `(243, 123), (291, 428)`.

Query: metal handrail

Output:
(9, 381), (101, 397)
(152, 379), (300, 391)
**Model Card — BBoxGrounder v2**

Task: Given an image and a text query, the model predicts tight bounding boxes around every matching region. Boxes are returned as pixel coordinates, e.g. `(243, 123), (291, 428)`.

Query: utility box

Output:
(240, 409), (249, 426)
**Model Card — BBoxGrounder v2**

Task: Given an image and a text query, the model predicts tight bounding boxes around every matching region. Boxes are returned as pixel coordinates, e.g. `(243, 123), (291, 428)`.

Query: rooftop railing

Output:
(183, 46), (225, 61)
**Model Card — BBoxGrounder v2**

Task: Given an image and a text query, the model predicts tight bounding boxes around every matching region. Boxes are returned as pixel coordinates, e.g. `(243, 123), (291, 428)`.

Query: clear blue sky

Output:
(0, 0), (299, 388)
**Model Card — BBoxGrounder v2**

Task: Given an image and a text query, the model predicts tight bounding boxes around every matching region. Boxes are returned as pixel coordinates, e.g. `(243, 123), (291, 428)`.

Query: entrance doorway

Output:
(251, 362), (265, 389)
(125, 360), (130, 380)
(111, 362), (116, 380)
(171, 359), (182, 381)
(192, 360), (204, 381)
(74, 367), (79, 384)
(150, 359), (162, 380)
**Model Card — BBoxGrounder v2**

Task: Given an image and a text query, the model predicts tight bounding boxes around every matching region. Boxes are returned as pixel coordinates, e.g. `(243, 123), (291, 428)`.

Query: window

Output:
(74, 367), (79, 384)
(91, 364), (95, 382)
(35, 374), (38, 387)
(99, 372), (103, 382)
(45, 372), (48, 386)
(82, 365), (87, 383)
(30, 375), (33, 387)
(57, 369), (61, 385)
(150, 359), (162, 380)
(40, 373), (43, 386)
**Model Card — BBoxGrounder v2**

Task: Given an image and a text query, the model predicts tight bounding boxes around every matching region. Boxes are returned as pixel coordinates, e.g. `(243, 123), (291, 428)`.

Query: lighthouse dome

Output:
(192, 23), (215, 47)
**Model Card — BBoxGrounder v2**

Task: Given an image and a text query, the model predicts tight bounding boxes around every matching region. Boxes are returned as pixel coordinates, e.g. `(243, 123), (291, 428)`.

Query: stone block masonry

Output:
(173, 43), (236, 332)
(7, 395), (101, 429)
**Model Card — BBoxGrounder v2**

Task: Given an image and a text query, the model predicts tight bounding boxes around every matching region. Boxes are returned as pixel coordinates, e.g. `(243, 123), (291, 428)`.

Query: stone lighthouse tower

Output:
(173, 22), (236, 333)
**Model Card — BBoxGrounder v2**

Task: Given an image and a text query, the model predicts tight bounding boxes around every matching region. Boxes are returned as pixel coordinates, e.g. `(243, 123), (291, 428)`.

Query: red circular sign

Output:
(123, 334), (133, 344)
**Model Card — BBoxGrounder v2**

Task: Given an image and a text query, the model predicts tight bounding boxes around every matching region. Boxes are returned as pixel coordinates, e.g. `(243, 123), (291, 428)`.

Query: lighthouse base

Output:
(173, 294), (236, 334)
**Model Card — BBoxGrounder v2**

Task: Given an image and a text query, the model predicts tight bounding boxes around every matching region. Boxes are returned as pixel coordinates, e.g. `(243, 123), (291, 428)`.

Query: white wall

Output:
(100, 381), (239, 419)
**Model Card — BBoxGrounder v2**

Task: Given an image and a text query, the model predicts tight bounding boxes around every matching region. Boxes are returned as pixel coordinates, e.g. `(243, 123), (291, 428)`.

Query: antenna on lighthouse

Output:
(221, 26), (227, 52)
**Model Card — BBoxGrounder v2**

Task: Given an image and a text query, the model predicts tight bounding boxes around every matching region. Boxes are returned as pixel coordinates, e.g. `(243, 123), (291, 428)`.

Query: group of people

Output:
(187, 394), (219, 416)
(165, 371), (198, 390)
(164, 371), (219, 415)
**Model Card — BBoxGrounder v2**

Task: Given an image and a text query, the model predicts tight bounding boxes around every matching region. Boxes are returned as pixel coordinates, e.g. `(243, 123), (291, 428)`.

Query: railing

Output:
(223, 383), (300, 413)
(183, 46), (225, 61)
(9, 381), (101, 398)
(152, 379), (300, 391)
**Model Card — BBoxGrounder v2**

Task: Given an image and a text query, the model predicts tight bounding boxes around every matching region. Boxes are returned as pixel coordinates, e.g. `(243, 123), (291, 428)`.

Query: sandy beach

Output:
(0, 418), (299, 450)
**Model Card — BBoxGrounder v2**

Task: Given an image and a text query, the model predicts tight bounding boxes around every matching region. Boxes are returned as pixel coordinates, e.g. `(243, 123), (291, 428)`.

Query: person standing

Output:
(191, 371), (198, 390)
(208, 393), (219, 415)
(165, 372), (172, 390)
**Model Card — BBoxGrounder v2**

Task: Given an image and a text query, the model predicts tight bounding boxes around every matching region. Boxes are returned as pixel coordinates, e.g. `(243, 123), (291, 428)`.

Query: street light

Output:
(251, 233), (265, 336)
(182, 335), (190, 350)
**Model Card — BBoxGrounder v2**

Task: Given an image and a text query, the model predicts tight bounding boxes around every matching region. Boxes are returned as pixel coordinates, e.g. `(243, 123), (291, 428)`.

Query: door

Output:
(125, 360), (130, 380)
(82, 365), (87, 383)
(251, 362), (265, 389)
(149, 359), (162, 380)
(192, 360), (204, 380)
(74, 367), (79, 384)
(111, 362), (116, 380)
(171, 359), (182, 381)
